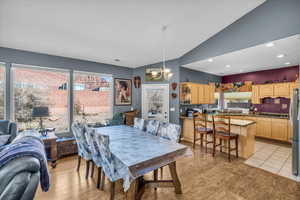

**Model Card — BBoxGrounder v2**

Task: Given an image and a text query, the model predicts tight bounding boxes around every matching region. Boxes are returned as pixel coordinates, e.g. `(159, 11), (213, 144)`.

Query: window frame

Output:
(11, 63), (70, 133)
(0, 62), (6, 120)
(73, 70), (114, 122)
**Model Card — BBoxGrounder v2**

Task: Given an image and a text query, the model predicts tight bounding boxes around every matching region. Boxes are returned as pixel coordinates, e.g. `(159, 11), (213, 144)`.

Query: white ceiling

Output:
(183, 34), (300, 76)
(0, 0), (265, 68)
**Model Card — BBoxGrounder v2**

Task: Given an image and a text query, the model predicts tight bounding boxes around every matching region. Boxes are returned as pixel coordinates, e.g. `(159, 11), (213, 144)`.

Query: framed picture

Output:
(145, 68), (164, 82)
(114, 78), (132, 106)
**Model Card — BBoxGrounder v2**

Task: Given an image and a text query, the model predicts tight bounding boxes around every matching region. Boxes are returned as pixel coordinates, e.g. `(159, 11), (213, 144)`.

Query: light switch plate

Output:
(170, 107), (175, 112)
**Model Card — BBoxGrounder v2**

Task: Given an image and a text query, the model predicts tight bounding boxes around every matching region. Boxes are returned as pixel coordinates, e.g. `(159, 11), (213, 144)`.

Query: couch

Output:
(0, 120), (18, 148)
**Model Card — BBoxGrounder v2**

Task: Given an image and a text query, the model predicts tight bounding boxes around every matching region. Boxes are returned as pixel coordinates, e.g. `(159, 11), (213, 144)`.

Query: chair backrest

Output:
(85, 128), (102, 166)
(193, 112), (208, 133)
(212, 115), (231, 136)
(157, 122), (181, 143)
(71, 122), (91, 160)
(133, 118), (145, 130)
(94, 134), (117, 180)
(145, 120), (160, 135)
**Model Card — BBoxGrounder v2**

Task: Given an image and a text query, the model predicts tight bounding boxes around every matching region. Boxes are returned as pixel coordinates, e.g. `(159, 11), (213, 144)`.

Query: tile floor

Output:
(245, 140), (299, 181)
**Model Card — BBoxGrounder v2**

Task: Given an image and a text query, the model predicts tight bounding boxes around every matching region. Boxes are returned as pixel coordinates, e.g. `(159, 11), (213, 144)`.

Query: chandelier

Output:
(151, 25), (173, 80)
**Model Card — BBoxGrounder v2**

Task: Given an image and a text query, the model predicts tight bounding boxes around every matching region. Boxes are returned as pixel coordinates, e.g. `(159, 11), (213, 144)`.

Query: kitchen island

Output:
(180, 116), (256, 159)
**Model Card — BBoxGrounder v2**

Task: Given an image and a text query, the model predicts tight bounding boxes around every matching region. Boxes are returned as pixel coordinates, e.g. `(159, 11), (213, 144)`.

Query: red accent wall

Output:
(221, 66), (299, 113)
(222, 66), (299, 84)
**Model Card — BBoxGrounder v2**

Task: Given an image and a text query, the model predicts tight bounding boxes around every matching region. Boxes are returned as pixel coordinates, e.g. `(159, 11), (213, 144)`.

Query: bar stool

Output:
(192, 112), (213, 152)
(212, 115), (239, 162)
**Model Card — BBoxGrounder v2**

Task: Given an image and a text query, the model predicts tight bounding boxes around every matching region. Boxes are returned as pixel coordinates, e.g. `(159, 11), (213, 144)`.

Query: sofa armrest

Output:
(0, 156), (40, 199)
(8, 123), (18, 143)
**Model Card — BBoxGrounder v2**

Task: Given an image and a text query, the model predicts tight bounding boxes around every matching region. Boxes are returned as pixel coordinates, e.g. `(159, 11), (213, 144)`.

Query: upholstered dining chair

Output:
(155, 122), (181, 180)
(192, 112), (213, 151)
(145, 119), (160, 135)
(212, 115), (239, 162)
(71, 122), (93, 179)
(133, 118), (145, 131)
(95, 134), (124, 200)
(85, 128), (104, 189)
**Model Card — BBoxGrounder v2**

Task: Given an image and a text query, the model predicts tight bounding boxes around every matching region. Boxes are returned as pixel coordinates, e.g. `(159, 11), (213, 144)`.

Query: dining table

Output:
(93, 125), (192, 199)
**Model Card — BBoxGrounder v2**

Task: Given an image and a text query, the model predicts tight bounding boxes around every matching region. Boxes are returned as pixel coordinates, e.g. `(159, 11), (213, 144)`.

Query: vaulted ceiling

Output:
(0, 0), (265, 68)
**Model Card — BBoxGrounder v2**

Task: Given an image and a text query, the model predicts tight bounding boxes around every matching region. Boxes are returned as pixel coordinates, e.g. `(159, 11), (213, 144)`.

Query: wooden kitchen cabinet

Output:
(259, 84), (274, 98)
(273, 83), (290, 98)
(256, 118), (272, 138)
(290, 81), (299, 98)
(271, 118), (288, 141)
(180, 82), (215, 104)
(287, 121), (293, 142)
(251, 85), (260, 104)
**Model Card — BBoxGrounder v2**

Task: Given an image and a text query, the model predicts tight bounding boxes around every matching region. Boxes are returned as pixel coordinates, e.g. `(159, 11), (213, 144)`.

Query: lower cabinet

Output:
(271, 118), (288, 141)
(256, 118), (272, 138)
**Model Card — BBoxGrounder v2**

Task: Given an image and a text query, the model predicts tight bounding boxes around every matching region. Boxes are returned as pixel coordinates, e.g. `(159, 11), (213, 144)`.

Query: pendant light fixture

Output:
(151, 25), (173, 80)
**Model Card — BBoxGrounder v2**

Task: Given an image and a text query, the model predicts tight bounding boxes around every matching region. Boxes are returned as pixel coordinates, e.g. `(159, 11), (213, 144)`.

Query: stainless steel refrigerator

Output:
(292, 88), (300, 176)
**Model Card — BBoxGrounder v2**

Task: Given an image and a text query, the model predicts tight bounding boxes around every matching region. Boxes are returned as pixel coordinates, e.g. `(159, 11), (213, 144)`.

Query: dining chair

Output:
(145, 119), (160, 135)
(212, 115), (239, 162)
(85, 128), (104, 189)
(192, 112), (213, 151)
(95, 134), (123, 200)
(71, 122), (93, 179)
(156, 122), (181, 179)
(133, 118), (145, 130)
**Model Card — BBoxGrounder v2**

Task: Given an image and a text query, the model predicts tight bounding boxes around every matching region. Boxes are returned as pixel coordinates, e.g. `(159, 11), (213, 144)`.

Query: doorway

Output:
(141, 84), (169, 122)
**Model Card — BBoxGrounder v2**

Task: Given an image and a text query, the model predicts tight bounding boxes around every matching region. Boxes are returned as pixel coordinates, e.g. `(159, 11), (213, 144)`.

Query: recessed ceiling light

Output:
(239, 69), (244, 73)
(277, 54), (285, 58)
(266, 42), (275, 47)
(285, 62), (291, 65)
(114, 59), (120, 62)
(208, 58), (213, 62)
(226, 65), (231, 68)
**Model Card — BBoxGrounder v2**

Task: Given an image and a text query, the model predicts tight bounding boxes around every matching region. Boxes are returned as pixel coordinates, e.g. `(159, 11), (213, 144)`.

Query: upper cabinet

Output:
(273, 83), (290, 98)
(251, 81), (299, 104)
(180, 82), (215, 104)
(251, 85), (260, 104)
(259, 84), (274, 98)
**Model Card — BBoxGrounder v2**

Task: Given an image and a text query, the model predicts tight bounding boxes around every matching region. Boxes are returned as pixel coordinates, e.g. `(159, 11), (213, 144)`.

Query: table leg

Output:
(50, 140), (57, 168)
(168, 162), (182, 194)
(126, 179), (137, 200)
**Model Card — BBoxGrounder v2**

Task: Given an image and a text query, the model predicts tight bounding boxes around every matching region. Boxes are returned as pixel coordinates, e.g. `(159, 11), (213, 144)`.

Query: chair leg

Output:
(220, 139), (222, 153)
(153, 169), (158, 190)
(200, 134), (203, 148)
(205, 133), (208, 153)
(77, 156), (81, 171)
(110, 181), (115, 200)
(193, 132), (196, 149)
(228, 140), (231, 162)
(212, 136), (216, 157)
(100, 171), (105, 191)
(235, 138), (239, 158)
(91, 162), (95, 178)
(97, 167), (102, 189)
(85, 160), (90, 179)
(160, 167), (164, 179)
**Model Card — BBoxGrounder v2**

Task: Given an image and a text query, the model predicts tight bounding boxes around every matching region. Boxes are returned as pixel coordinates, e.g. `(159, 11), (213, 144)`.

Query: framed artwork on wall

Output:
(145, 68), (164, 82)
(114, 78), (132, 106)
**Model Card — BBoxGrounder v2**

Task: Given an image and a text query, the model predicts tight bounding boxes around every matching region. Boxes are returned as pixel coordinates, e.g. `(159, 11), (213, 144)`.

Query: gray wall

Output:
(0, 47), (134, 116)
(132, 59), (181, 124)
(180, 0), (300, 65)
(180, 67), (221, 84)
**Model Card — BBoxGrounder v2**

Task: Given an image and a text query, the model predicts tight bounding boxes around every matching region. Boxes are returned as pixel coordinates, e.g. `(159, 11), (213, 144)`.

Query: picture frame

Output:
(114, 78), (132, 106)
(145, 68), (164, 82)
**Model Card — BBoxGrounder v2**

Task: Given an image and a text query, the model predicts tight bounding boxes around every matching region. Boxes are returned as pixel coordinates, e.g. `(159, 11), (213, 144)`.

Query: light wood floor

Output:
(35, 144), (300, 200)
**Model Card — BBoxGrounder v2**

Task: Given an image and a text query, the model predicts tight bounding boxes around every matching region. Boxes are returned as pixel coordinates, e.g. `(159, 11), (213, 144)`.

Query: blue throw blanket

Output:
(0, 134), (50, 192)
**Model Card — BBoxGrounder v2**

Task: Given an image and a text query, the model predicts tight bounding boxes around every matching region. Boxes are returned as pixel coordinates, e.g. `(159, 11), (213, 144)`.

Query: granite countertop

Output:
(180, 116), (256, 127)
(221, 113), (289, 119)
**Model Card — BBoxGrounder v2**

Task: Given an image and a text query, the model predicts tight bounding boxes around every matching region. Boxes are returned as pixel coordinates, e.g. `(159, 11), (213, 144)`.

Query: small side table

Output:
(41, 132), (58, 168)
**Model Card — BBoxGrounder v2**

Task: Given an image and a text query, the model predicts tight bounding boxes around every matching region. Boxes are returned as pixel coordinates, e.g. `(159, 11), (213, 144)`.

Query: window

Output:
(224, 92), (251, 109)
(0, 64), (5, 120)
(73, 72), (113, 124)
(12, 65), (69, 132)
